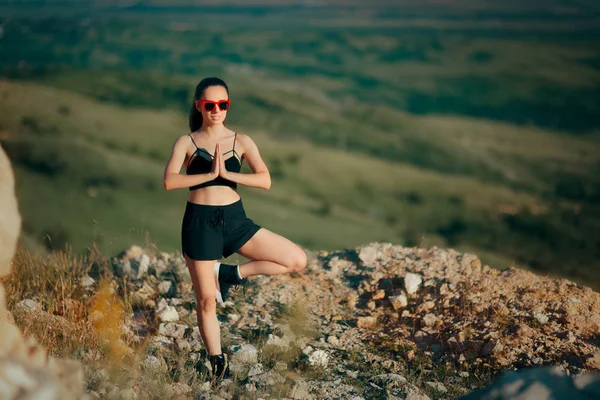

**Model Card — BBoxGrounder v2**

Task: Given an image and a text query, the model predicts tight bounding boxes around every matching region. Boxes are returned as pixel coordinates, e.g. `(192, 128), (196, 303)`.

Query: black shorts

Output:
(181, 199), (261, 260)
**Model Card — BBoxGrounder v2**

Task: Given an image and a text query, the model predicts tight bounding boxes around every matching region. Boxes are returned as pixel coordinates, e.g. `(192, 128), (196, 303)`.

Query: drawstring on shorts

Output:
(208, 208), (225, 228)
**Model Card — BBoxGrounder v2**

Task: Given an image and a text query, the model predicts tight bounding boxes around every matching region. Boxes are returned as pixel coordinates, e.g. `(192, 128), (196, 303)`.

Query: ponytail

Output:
(188, 76), (230, 133)
(189, 101), (203, 132)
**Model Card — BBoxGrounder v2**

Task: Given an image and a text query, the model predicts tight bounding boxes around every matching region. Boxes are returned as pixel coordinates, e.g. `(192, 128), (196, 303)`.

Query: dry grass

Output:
(2, 244), (169, 395)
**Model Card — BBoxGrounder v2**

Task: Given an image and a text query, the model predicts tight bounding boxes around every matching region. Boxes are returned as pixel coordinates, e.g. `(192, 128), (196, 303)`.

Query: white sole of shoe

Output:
(214, 262), (223, 304)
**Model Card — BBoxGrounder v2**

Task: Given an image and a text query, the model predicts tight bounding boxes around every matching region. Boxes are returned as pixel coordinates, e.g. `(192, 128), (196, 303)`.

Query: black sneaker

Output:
(214, 262), (247, 304)
(208, 353), (231, 380)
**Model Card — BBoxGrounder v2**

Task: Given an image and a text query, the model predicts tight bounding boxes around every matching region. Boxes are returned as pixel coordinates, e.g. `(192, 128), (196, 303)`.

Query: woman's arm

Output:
(220, 133), (271, 190)
(163, 135), (218, 190)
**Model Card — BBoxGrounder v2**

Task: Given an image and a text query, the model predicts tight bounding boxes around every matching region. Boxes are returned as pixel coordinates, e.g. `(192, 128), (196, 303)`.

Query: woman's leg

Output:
(185, 255), (222, 355)
(235, 228), (307, 278)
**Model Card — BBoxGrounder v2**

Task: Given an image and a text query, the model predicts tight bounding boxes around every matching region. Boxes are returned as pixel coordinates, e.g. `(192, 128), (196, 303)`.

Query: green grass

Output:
(2, 78), (599, 289)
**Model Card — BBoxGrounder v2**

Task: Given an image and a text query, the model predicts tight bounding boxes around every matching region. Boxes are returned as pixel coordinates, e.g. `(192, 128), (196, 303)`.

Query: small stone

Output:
(404, 273), (422, 294)
(290, 380), (311, 399)
(141, 355), (163, 371)
(372, 289), (386, 300)
(158, 322), (188, 339)
(81, 275), (95, 289)
(426, 381), (447, 393)
(157, 280), (175, 296)
(533, 312), (549, 324)
(148, 335), (172, 351)
(347, 370), (359, 379)
(359, 246), (378, 266)
(247, 363), (264, 377)
(480, 339), (498, 356)
(357, 316), (377, 329)
(157, 305), (179, 322)
(422, 313), (438, 327)
(327, 335), (340, 346)
(308, 349), (329, 368)
(229, 344), (258, 374)
(274, 361), (287, 372)
(16, 299), (42, 312)
(389, 294), (408, 310)
(371, 373), (408, 389)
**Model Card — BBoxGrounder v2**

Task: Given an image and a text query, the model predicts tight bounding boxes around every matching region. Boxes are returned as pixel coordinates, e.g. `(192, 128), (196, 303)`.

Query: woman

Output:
(163, 77), (307, 379)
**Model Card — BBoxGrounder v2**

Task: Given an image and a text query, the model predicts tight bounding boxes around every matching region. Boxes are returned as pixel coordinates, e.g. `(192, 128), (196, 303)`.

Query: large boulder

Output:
(0, 142), (20, 278)
(0, 144), (87, 399)
(460, 366), (600, 400)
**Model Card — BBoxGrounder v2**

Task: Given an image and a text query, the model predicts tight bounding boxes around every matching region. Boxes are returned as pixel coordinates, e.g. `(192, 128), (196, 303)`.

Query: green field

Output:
(1, 2), (599, 288)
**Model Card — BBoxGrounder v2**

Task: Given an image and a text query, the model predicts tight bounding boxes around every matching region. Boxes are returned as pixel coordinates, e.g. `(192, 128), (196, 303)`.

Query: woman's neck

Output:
(198, 124), (226, 139)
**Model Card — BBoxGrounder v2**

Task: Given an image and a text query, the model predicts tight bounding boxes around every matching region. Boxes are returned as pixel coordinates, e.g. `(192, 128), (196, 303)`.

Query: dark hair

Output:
(188, 77), (230, 132)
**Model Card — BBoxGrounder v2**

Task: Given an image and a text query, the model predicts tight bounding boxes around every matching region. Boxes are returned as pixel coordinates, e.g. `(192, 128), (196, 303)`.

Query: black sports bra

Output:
(186, 133), (243, 191)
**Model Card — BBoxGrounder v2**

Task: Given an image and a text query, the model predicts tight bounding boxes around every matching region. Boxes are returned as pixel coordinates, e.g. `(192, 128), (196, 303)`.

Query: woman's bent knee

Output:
(290, 249), (307, 272)
(199, 297), (217, 314)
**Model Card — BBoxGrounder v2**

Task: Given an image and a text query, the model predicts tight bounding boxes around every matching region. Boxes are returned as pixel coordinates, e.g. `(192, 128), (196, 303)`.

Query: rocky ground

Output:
(13, 242), (597, 399)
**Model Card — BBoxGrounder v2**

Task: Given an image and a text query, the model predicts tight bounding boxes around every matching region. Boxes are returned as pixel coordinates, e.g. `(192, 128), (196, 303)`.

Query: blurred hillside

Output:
(0, 3), (599, 288)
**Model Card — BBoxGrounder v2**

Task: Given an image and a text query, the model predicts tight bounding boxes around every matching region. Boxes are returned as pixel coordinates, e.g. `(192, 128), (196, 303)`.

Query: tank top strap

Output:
(188, 134), (200, 150)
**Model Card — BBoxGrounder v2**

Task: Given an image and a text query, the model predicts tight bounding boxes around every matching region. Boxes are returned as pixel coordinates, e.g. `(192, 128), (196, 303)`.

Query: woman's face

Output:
(198, 85), (229, 126)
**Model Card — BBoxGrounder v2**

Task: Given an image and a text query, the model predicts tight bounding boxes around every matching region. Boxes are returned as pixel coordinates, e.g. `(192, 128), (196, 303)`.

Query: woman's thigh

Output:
(236, 228), (306, 268)
(185, 255), (217, 301)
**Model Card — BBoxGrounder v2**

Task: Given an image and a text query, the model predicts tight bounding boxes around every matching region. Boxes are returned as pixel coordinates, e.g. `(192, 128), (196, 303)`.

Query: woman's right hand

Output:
(210, 143), (220, 178)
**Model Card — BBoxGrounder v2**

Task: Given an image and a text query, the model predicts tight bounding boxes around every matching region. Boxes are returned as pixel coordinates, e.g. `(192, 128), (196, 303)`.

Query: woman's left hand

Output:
(218, 145), (229, 179)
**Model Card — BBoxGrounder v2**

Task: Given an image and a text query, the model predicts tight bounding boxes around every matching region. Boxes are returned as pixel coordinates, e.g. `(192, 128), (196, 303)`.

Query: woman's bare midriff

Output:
(188, 185), (241, 206)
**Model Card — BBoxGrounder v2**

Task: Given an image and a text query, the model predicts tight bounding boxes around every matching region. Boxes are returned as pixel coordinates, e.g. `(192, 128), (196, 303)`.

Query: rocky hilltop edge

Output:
(20, 242), (595, 399)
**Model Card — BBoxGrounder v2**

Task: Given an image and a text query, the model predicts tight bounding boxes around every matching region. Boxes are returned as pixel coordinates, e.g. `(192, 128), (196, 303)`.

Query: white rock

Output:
(423, 313), (438, 327)
(148, 335), (172, 351)
(534, 312), (549, 324)
(327, 335), (340, 346)
(389, 294), (408, 309)
(426, 381), (447, 393)
(308, 349), (329, 368)
(157, 306), (179, 322)
(157, 281), (174, 296)
(372, 373), (408, 388)
(247, 363), (264, 377)
(16, 299), (42, 312)
(254, 295), (266, 307)
(138, 254), (150, 278)
(228, 344), (258, 374)
(81, 275), (95, 289)
(141, 355), (163, 371)
(158, 322), (187, 339)
(266, 334), (288, 348)
(404, 273), (422, 294)
(359, 246), (378, 266)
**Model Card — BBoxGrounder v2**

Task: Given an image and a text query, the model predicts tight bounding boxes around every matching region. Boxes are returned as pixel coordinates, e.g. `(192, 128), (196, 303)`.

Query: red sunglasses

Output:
(195, 99), (231, 112)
